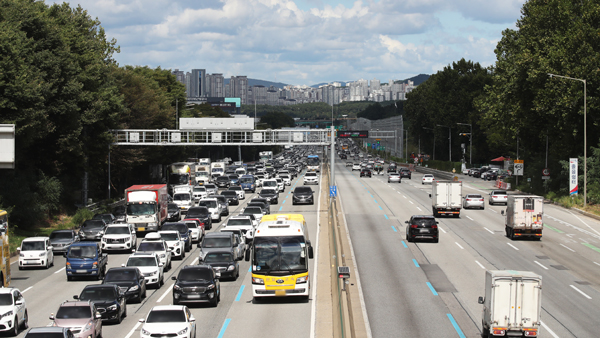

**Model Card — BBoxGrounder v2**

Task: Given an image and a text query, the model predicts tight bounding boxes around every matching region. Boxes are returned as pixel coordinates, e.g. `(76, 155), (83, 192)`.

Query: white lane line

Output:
(455, 242), (464, 249)
(507, 243), (519, 251)
(540, 321), (560, 338)
(560, 243), (576, 252)
(489, 209), (498, 213)
(124, 321), (142, 338)
(534, 261), (549, 270)
(483, 227), (494, 234)
(475, 260), (485, 269)
(594, 262), (600, 267)
(190, 257), (199, 265)
(310, 169), (325, 338)
(22, 286), (32, 294)
(54, 267), (66, 274)
(416, 207), (422, 211)
(567, 210), (600, 237)
(466, 216), (473, 221)
(439, 227), (447, 234)
(402, 194), (406, 198)
(409, 200), (414, 204)
(157, 284), (174, 303)
(570, 285), (592, 299)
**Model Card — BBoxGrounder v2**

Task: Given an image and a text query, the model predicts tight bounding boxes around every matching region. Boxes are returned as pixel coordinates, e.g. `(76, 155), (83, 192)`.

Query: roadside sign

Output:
(570, 158), (578, 195)
(514, 159), (524, 176)
(329, 185), (337, 197)
(542, 168), (550, 180)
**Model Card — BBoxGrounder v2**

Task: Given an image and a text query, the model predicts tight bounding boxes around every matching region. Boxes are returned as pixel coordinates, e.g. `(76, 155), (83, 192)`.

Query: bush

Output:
(71, 208), (94, 227)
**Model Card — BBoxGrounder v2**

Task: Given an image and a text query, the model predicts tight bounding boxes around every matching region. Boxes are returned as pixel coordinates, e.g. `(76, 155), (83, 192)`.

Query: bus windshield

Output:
(169, 174), (189, 185)
(253, 236), (307, 274)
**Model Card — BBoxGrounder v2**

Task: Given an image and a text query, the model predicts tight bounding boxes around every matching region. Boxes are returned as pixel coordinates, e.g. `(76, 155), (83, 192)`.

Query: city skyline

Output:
(45, 0), (525, 85)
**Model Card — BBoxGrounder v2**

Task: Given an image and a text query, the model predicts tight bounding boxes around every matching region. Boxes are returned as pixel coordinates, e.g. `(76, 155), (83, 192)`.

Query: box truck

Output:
(430, 181), (462, 217)
(125, 184), (168, 232)
(478, 270), (542, 338)
(501, 195), (544, 240)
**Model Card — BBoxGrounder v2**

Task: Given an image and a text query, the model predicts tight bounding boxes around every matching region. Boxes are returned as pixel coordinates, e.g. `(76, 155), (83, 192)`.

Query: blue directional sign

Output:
(330, 185), (337, 197)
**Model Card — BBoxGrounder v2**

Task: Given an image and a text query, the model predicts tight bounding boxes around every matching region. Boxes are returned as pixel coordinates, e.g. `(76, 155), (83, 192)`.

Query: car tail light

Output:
(479, 199), (484, 201)
(466, 199), (471, 201)
(431, 225), (438, 229)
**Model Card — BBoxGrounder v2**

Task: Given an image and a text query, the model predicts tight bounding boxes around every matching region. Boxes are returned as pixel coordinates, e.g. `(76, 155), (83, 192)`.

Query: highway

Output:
(335, 160), (600, 338)
(10, 170), (322, 338)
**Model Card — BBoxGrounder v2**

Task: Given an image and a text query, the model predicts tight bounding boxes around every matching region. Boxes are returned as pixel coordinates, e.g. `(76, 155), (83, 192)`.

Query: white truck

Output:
(195, 165), (211, 185)
(430, 180), (462, 217)
(125, 184), (168, 232)
(210, 162), (225, 177)
(501, 195), (544, 240)
(478, 270), (542, 338)
(172, 186), (193, 215)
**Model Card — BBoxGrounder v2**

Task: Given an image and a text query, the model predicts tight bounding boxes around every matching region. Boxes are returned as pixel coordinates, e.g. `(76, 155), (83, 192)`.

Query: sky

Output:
(46, 0), (526, 86)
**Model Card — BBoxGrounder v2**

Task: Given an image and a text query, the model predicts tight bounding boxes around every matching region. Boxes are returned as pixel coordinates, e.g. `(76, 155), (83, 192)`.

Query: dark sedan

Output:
(102, 267), (147, 303)
(292, 186), (314, 205)
(78, 220), (107, 241)
(215, 176), (230, 189)
(399, 168), (412, 179)
(49, 229), (79, 253)
(202, 250), (239, 280)
(220, 190), (240, 206)
(405, 215), (439, 243)
(186, 206), (213, 230)
(166, 203), (181, 222)
(75, 284), (126, 324)
(172, 265), (221, 307)
(360, 169), (372, 178)
(259, 188), (279, 204)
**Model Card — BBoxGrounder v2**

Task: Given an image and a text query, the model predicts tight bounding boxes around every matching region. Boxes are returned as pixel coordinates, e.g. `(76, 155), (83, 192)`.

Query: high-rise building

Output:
(185, 72), (192, 98)
(189, 69), (206, 97)
(230, 76), (248, 104)
(206, 73), (224, 97)
(172, 69), (185, 84)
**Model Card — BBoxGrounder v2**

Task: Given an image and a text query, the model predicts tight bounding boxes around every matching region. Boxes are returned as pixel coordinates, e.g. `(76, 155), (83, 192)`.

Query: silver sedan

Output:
(388, 173), (401, 183)
(463, 194), (485, 209)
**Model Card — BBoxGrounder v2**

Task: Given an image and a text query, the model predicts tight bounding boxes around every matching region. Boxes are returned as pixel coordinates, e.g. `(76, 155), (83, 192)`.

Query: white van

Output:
(18, 237), (54, 269)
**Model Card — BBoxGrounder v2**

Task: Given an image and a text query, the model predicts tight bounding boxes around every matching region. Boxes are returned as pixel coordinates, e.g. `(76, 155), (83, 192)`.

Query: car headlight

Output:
(207, 284), (215, 290)
(160, 253), (166, 258)
(129, 285), (139, 292)
(0, 310), (13, 320)
(173, 284), (182, 291)
(19, 254), (24, 257)
(39, 253), (46, 257)
(84, 319), (93, 332)
(99, 231), (104, 235)
(177, 327), (189, 335)
(141, 328), (151, 335)
(174, 242), (180, 246)
(79, 231), (85, 236)
(252, 277), (264, 284)
(107, 304), (117, 311)
(227, 265), (235, 271)
(296, 276), (308, 284)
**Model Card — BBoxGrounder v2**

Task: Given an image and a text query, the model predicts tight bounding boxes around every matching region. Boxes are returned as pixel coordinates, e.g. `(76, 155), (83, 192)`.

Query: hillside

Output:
(224, 78), (289, 89)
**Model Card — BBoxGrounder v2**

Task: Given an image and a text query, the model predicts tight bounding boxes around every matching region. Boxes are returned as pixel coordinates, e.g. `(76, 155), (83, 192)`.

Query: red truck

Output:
(125, 184), (168, 232)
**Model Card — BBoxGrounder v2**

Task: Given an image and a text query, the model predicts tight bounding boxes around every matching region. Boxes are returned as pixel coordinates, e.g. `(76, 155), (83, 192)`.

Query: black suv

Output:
(360, 169), (372, 178)
(203, 250), (239, 281)
(102, 267), (147, 303)
(172, 265), (221, 307)
(399, 168), (412, 179)
(405, 216), (439, 243)
(215, 176), (230, 189)
(167, 203), (181, 222)
(292, 186), (314, 205)
(74, 284), (126, 324)
(220, 190), (239, 206)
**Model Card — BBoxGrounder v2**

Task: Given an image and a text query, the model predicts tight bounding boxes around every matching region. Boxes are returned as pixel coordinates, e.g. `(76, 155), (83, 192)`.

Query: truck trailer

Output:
(125, 184), (168, 232)
(430, 180), (462, 217)
(478, 270), (542, 338)
(502, 195), (544, 240)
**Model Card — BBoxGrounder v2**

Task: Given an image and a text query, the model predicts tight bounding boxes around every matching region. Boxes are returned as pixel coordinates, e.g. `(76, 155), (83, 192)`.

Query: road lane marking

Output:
(157, 284), (174, 302)
(544, 224), (564, 233)
(483, 227), (494, 234)
(191, 257), (198, 265)
(489, 209), (498, 213)
(439, 227), (447, 234)
(391, 226), (396, 232)
(582, 243), (600, 253)
(217, 318), (232, 338)
(248, 266), (252, 272)
(455, 242), (464, 249)
(374, 200), (377, 203)
(416, 206), (422, 212)
(426, 282), (438, 296)
(570, 285), (592, 299)
(384, 214), (389, 219)
(594, 262), (600, 267)
(507, 243), (519, 251)
(124, 321), (142, 338)
(409, 200), (414, 204)
(475, 261), (485, 269)
(534, 261), (549, 270)
(282, 200), (286, 204)
(540, 321), (560, 338)
(446, 314), (466, 338)
(54, 267), (66, 274)
(402, 194), (406, 198)
(378, 206), (383, 210)
(567, 210), (600, 237)
(401, 241), (407, 248)
(560, 244), (575, 252)
(22, 287), (32, 294)
(547, 215), (600, 240)
(466, 216), (473, 221)
(279, 206), (283, 211)
(235, 285), (245, 301)
(412, 259), (420, 267)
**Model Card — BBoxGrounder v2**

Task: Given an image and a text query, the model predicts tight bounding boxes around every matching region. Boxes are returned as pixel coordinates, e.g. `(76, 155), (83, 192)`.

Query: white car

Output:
(198, 198), (221, 222)
(422, 174), (435, 185)
(0, 288), (27, 336)
(262, 179), (278, 192)
(241, 206), (264, 223)
(223, 216), (254, 243)
(228, 186), (245, 200)
(140, 305), (196, 338)
(137, 233), (172, 271)
(352, 163), (361, 171)
(303, 172), (319, 185)
(275, 178), (285, 192)
(102, 224), (137, 252)
(181, 220), (203, 243)
(18, 237), (54, 270)
(192, 186), (207, 202)
(279, 174), (292, 186)
(158, 230), (186, 259)
(125, 252), (164, 288)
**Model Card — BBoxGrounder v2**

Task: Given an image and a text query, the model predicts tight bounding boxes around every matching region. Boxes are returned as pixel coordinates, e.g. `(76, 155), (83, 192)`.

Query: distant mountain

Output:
(224, 78), (288, 89)
(397, 74), (430, 86)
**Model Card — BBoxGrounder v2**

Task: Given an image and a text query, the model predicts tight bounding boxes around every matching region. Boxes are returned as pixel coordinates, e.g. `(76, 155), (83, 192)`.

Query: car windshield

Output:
(162, 224), (187, 233)
(244, 207), (262, 214)
(168, 204), (179, 212)
(177, 269), (212, 282)
(205, 184), (216, 189)
(229, 186), (241, 191)
(204, 252), (232, 263)
(21, 241), (45, 251)
(173, 193), (190, 201)
(193, 187), (206, 192)
(306, 173), (317, 177)
(0, 294), (12, 306)
(493, 191), (507, 195)
(105, 226), (130, 235)
(227, 219), (252, 226)
(127, 203), (156, 216)
(187, 208), (209, 218)
(295, 187), (312, 194)
(68, 246), (97, 258)
(127, 257), (157, 267)
(411, 218), (437, 226)
(467, 195), (483, 198)
(79, 287), (116, 301)
(263, 181), (277, 187)
(184, 222), (198, 229)
(146, 310), (186, 323)
(104, 269), (137, 282)
(21, 333), (65, 338)
(203, 237), (231, 248)
(240, 177), (253, 183)
(222, 191), (236, 197)
(50, 232), (72, 240)
(82, 222), (104, 230)
(261, 189), (276, 195)
(159, 232), (179, 241)
(199, 200), (217, 208)
(56, 306), (91, 319)
(138, 242), (165, 252)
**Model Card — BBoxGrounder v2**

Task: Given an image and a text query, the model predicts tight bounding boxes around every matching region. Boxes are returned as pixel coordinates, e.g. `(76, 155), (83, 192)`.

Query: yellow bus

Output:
(0, 210), (10, 287)
(245, 214), (313, 300)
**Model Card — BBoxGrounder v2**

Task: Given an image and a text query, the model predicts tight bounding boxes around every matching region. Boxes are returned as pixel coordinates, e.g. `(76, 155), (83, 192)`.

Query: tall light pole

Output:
(548, 73), (587, 206)
(436, 124), (451, 162)
(422, 127), (435, 160)
(403, 129), (408, 162)
(456, 122), (472, 165)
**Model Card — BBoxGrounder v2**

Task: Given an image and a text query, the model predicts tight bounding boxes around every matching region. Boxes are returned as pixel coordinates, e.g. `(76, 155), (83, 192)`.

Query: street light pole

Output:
(422, 127), (435, 160)
(436, 124), (451, 162)
(457, 122), (472, 165)
(548, 73), (587, 206)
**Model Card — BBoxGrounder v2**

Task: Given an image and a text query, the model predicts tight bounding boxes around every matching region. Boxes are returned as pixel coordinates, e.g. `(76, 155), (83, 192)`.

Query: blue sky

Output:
(46, 0), (525, 86)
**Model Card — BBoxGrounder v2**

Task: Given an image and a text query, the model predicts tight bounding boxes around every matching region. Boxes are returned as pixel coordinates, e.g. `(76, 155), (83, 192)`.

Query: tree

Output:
(260, 112), (295, 129)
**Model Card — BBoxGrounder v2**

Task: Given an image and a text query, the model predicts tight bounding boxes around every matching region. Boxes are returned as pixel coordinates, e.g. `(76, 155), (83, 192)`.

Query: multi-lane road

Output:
(10, 158), (600, 338)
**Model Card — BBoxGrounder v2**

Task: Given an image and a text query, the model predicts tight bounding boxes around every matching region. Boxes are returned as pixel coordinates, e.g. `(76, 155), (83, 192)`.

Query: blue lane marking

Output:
(248, 266), (252, 272)
(426, 282), (438, 296)
(235, 285), (245, 301)
(217, 318), (231, 338)
(279, 206), (283, 211)
(282, 200), (286, 204)
(391, 226), (397, 232)
(378, 206), (383, 210)
(374, 199), (378, 203)
(446, 314), (466, 338)
(384, 214), (389, 219)
(412, 259), (420, 267)
(401, 241), (407, 248)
